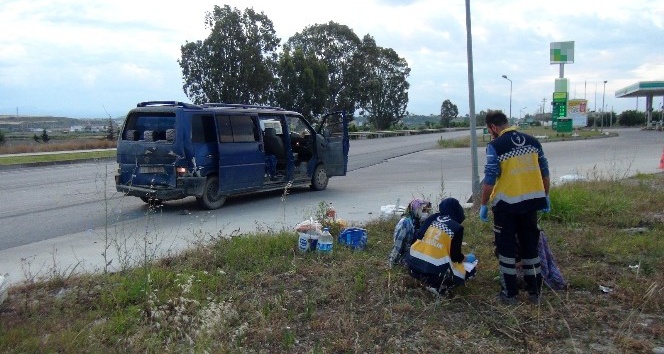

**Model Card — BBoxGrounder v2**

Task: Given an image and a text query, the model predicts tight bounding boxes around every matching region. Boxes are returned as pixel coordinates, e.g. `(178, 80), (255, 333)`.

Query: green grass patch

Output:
(1, 174), (663, 352)
(0, 150), (116, 165)
(437, 127), (614, 148)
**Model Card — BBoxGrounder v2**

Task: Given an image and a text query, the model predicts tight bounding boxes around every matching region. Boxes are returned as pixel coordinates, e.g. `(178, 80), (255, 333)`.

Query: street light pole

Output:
(502, 75), (512, 119)
(520, 106), (527, 120)
(602, 80), (607, 130)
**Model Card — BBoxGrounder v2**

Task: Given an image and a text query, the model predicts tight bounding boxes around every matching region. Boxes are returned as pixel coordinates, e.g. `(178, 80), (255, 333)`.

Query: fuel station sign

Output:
(552, 92), (568, 119)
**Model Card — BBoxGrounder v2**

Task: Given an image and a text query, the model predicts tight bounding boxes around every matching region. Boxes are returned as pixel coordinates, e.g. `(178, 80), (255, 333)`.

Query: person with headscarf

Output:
(405, 197), (476, 295)
(388, 199), (431, 267)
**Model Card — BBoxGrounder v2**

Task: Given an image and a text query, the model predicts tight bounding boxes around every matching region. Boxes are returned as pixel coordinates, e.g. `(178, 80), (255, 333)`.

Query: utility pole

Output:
(594, 83), (598, 111)
(602, 80), (607, 130)
(465, 0), (480, 204)
(502, 75), (512, 119)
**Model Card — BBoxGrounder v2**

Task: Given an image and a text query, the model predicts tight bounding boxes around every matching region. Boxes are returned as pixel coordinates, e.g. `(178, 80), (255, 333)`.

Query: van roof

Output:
(133, 101), (303, 116)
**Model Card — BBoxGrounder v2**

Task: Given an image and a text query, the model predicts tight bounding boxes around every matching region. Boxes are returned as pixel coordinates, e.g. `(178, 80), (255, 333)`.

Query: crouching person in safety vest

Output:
(405, 197), (476, 295)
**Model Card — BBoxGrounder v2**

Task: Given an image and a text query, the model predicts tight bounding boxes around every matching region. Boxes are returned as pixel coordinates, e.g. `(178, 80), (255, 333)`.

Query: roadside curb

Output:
(0, 157), (115, 171)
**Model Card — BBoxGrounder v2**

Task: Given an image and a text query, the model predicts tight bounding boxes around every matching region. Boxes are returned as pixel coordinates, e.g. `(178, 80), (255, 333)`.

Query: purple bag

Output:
(539, 229), (567, 290)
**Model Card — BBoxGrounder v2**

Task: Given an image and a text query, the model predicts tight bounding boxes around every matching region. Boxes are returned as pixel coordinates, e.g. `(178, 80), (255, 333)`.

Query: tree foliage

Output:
(286, 21), (363, 113)
(178, 8), (413, 122)
(274, 46), (329, 120)
(0, 129), (5, 146)
(358, 35), (410, 130)
(440, 99), (459, 127)
(106, 118), (116, 141)
(618, 110), (645, 126)
(475, 110), (488, 126)
(179, 5), (280, 105)
(41, 129), (50, 143)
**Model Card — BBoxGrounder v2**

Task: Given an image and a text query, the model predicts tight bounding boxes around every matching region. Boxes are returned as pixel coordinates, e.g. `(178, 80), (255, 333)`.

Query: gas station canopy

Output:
(615, 81), (664, 126)
(615, 81), (664, 98)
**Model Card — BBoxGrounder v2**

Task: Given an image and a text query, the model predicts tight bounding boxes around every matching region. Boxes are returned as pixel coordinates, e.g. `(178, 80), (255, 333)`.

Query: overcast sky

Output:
(1, 0), (663, 119)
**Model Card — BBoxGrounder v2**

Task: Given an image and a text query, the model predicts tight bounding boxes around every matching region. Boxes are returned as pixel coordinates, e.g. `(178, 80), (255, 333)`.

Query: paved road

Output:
(0, 128), (661, 285)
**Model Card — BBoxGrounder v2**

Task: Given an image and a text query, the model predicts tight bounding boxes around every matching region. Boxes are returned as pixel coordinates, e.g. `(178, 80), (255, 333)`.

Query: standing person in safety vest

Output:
(479, 110), (551, 305)
(405, 197), (476, 295)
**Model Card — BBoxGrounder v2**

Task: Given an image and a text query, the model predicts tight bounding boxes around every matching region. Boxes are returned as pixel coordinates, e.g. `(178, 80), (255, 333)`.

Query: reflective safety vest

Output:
(489, 127), (547, 213)
(406, 216), (466, 283)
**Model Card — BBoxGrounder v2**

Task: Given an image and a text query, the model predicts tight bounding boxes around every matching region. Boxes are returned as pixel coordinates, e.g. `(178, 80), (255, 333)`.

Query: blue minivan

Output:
(115, 101), (349, 209)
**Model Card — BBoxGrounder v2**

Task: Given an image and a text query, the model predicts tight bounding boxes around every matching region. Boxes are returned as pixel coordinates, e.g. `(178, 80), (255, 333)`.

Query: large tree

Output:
(274, 46), (329, 120)
(440, 99), (459, 127)
(179, 5), (280, 105)
(358, 35), (410, 130)
(286, 21), (362, 114)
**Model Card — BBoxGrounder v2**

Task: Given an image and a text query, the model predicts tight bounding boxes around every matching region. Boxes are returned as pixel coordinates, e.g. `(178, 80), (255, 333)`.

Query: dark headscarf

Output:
(438, 197), (465, 224)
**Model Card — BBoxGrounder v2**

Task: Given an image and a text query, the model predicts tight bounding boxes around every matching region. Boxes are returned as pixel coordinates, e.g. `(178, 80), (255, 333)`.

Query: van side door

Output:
(316, 111), (349, 176)
(189, 114), (217, 177)
(216, 114), (265, 192)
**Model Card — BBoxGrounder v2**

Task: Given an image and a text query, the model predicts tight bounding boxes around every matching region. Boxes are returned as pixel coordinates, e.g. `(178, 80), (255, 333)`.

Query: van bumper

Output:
(115, 176), (206, 200)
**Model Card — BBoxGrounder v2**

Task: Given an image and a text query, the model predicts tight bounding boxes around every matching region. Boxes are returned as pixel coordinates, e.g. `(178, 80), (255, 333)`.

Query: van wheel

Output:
(311, 164), (328, 191)
(197, 175), (226, 209)
(140, 196), (162, 207)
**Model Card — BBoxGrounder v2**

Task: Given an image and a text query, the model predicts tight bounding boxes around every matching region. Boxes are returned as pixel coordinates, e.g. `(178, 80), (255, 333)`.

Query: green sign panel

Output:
(552, 101), (567, 118)
(552, 92), (568, 103)
(552, 91), (568, 120)
(550, 41), (575, 64)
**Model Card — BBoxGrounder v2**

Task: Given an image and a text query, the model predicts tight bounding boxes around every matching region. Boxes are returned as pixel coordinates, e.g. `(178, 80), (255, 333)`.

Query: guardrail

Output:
(349, 128), (448, 140)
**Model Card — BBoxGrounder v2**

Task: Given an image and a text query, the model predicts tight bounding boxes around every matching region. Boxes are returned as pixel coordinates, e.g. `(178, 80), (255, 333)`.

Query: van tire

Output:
(198, 175), (226, 209)
(310, 164), (328, 191)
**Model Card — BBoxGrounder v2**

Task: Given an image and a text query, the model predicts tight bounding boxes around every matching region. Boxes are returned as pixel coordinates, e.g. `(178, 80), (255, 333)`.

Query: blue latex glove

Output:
(542, 196), (551, 213)
(479, 205), (489, 222)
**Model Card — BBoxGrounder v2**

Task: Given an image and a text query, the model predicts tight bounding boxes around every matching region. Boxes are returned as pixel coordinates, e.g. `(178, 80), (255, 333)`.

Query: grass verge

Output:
(0, 174), (662, 353)
(439, 127), (617, 148)
(0, 150), (116, 166)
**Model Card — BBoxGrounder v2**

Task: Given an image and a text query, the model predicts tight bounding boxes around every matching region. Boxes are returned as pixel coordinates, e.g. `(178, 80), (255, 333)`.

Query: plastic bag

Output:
(380, 205), (405, 217)
(295, 219), (322, 233)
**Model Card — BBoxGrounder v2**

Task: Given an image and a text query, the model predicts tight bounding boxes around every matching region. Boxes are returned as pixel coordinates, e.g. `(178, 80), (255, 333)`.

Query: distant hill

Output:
(402, 114), (440, 127)
(353, 114), (440, 128)
(0, 115), (121, 132)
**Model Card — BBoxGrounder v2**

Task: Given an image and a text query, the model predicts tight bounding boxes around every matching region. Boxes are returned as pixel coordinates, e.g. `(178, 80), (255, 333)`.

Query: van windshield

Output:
(122, 112), (176, 142)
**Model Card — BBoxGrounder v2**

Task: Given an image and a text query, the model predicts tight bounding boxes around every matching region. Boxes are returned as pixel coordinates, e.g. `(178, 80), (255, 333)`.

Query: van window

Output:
(122, 112), (176, 142)
(191, 114), (216, 143)
(285, 115), (311, 136)
(322, 113), (345, 137)
(216, 115), (258, 143)
(217, 115), (233, 143)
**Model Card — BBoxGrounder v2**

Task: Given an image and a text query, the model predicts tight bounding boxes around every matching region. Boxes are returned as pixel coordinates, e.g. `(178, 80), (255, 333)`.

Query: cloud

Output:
(0, 0), (662, 118)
